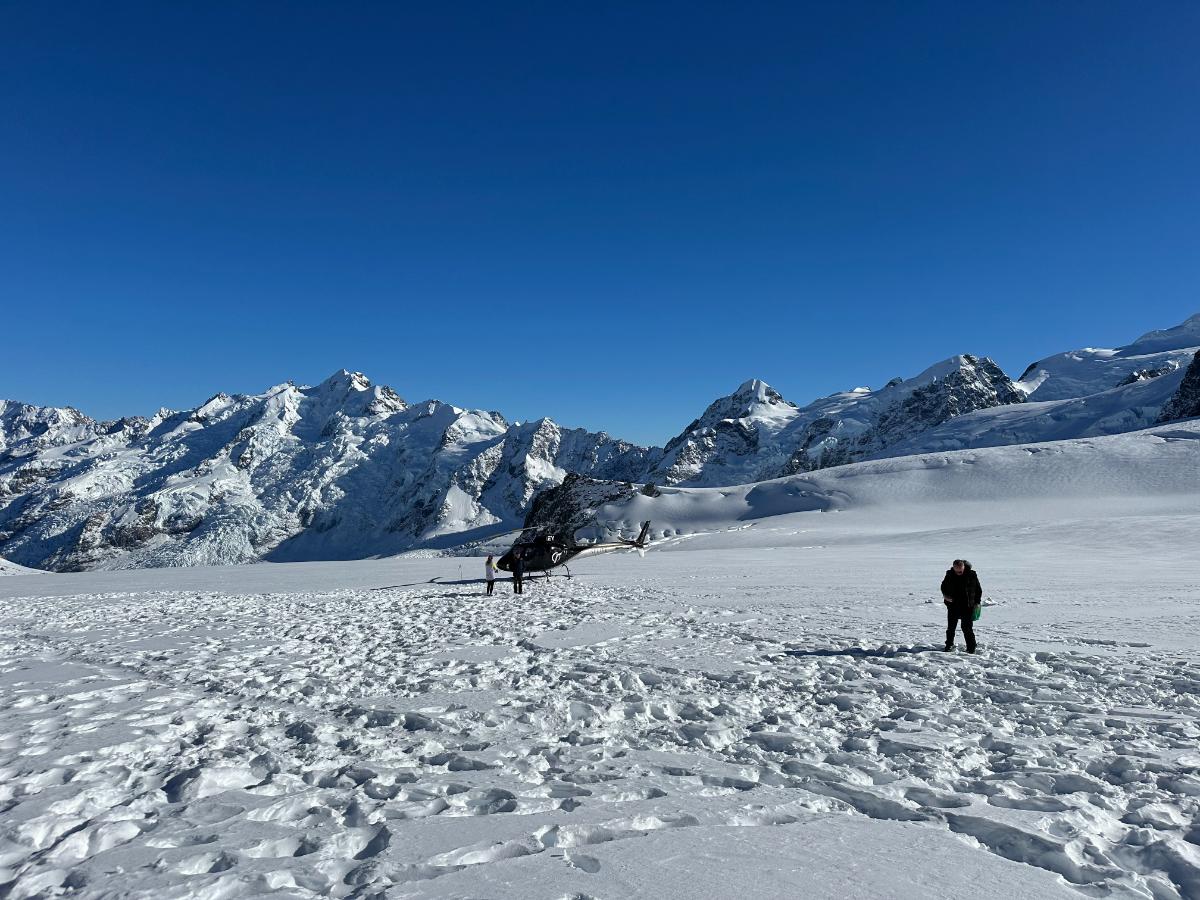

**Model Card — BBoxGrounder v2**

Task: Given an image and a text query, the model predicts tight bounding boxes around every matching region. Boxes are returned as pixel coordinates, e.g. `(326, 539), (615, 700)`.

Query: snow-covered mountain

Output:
(879, 360), (1189, 457)
(587, 418), (1200, 543)
(648, 315), (1200, 488)
(1015, 313), (1200, 401)
(647, 355), (1024, 486)
(497, 314), (1200, 541)
(3, 314), (1198, 571)
(869, 318), (1200, 456)
(0, 372), (656, 571)
(646, 379), (804, 487)
(778, 354), (1026, 474)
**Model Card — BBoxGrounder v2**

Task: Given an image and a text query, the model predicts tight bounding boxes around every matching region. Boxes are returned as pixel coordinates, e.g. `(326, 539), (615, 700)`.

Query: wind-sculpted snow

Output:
(1, 536), (1197, 899)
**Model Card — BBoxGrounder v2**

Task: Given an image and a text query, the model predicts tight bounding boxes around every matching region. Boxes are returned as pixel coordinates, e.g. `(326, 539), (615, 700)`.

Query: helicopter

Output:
(497, 521), (652, 579)
(368, 522), (655, 592)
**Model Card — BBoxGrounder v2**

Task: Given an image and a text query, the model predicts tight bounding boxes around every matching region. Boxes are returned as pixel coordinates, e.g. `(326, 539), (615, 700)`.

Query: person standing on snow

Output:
(511, 550), (525, 595)
(485, 555), (498, 595)
(941, 559), (982, 653)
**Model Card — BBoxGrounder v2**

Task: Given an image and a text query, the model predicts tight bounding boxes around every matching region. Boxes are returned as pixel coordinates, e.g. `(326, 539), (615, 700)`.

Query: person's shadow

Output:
(780, 645), (936, 659)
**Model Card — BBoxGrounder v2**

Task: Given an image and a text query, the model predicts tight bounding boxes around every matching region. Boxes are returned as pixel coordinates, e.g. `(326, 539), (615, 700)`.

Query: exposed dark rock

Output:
(522, 473), (637, 540)
(783, 356), (1024, 473)
(652, 380), (788, 485)
(1157, 351), (1200, 422)
(1118, 365), (1175, 387)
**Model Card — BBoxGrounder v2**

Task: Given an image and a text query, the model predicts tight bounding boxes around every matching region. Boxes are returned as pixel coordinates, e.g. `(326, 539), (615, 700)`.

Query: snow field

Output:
(0, 558), (41, 577)
(1, 498), (1198, 899)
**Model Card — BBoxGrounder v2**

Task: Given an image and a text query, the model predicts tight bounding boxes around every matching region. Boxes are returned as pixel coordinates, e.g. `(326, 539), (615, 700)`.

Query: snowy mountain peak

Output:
(313, 369), (373, 394)
(364, 384), (406, 416)
(1019, 313), (1200, 401)
(692, 379), (796, 428)
(775, 354), (1024, 476)
(905, 354), (1000, 391)
(1130, 312), (1200, 354)
(1, 400), (97, 455)
(649, 381), (800, 487)
(732, 379), (782, 404)
(300, 371), (407, 419)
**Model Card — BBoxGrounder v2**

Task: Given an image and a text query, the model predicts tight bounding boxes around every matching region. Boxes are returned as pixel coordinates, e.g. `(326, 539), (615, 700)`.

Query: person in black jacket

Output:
(511, 550), (524, 595)
(941, 559), (981, 653)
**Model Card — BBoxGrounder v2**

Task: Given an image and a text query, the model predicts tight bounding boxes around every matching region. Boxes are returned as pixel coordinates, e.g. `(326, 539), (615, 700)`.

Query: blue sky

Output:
(3, 2), (1198, 446)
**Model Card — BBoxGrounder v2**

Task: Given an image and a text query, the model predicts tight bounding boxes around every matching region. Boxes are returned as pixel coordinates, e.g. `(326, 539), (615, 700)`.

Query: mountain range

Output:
(2, 314), (1198, 571)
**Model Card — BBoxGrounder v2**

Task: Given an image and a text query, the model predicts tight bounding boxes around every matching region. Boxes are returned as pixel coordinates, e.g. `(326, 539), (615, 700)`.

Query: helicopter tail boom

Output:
(562, 522), (652, 563)
(633, 521), (651, 548)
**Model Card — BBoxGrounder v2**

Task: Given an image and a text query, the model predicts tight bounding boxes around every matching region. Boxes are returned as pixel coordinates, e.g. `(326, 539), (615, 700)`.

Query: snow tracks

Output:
(1, 582), (1197, 898)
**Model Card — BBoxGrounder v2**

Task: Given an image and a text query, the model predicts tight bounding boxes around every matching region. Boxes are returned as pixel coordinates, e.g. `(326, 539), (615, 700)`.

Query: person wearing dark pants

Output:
(941, 558), (982, 653)
(511, 551), (524, 595)
(485, 555), (497, 595)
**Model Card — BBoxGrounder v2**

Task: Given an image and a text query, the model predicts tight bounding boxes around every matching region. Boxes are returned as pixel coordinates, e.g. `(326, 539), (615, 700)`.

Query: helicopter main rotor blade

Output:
(456, 526), (534, 550)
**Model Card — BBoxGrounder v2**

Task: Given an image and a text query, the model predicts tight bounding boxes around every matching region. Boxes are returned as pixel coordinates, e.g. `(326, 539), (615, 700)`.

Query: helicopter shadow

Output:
(371, 573), (584, 591)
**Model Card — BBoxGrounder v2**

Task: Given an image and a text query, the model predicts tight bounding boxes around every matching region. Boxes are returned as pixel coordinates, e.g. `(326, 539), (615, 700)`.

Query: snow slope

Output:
(1016, 313), (1200, 401)
(0, 556), (40, 576)
(1, 426), (1198, 898)
(580, 419), (1200, 543)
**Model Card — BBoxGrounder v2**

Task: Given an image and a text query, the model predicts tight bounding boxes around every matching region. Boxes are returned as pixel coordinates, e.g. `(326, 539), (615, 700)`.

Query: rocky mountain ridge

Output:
(0, 372), (658, 571)
(3, 313), (1199, 571)
(1157, 350), (1200, 423)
